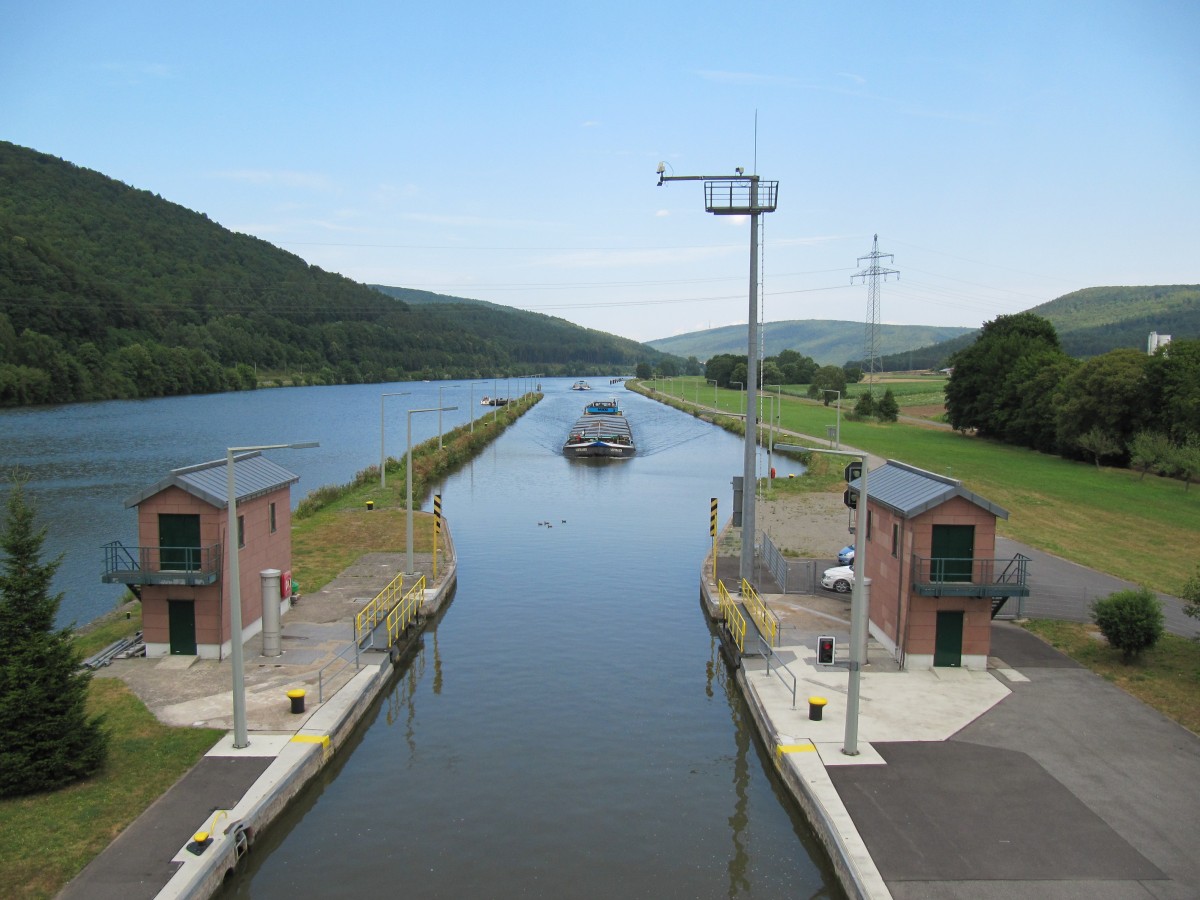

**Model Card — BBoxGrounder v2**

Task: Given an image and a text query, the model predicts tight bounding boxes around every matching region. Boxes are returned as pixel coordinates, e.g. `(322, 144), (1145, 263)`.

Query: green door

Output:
(159, 514), (201, 571)
(931, 524), (975, 583)
(934, 610), (963, 667)
(168, 600), (197, 655)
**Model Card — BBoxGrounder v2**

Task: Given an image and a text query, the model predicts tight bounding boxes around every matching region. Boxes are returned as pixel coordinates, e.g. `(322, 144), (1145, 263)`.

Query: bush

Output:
(1091, 587), (1164, 662)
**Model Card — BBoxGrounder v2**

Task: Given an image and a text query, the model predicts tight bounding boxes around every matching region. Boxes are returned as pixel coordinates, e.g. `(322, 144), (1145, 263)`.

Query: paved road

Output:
(825, 622), (1200, 899)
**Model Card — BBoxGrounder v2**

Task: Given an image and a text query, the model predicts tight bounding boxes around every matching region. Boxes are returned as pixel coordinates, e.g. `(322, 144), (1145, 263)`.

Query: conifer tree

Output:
(877, 389), (900, 422)
(0, 477), (107, 796)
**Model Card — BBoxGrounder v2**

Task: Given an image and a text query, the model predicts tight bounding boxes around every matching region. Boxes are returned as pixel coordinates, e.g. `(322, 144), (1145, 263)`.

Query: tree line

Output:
(945, 312), (1200, 484)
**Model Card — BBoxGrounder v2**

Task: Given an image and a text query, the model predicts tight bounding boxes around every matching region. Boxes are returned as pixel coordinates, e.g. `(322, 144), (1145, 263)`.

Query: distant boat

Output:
(563, 398), (635, 458)
(480, 396), (509, 406)
(570, 380), (592, 391)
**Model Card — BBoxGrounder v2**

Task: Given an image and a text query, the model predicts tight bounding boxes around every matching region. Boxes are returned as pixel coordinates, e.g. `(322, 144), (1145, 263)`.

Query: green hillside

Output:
(646, 320), (973, 366)
(0, 141), (674, 406)
(868, 285), (1200, 371)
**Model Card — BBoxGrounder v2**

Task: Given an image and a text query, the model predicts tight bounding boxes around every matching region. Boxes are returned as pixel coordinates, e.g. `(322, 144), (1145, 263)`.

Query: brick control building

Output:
(850, 460), (1029, 670)
(101, 453), (300, 658)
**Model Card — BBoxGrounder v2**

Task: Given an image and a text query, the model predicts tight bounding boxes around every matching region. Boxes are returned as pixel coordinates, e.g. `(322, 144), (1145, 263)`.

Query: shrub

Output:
(1091, 587), (1164, 662)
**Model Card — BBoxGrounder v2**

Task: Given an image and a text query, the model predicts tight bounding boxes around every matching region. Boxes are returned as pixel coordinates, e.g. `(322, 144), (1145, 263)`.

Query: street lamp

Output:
(730, 382), (744, 418)
(226, 440), (318, 749)
(658, 162), (778, 585)
(470, 381), (489, 432)
(437, 384), (459, 451)
(380, 392), (411, 488)
(776, 442), (869, 757)
(407, 407), (457, 576)
(824, 390), (842, 450)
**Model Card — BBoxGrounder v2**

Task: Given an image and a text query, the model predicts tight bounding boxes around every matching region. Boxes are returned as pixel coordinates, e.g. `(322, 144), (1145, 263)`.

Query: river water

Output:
(1, 379), (839, 898)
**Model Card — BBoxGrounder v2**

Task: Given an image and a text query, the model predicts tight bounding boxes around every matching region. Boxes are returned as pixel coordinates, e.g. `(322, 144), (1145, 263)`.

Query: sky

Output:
(2, 1), (1197, 344)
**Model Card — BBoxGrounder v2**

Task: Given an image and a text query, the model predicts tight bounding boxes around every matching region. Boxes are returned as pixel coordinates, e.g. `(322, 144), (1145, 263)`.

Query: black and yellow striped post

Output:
(433, 494), (442, 579)
(709, 497), (718, 584)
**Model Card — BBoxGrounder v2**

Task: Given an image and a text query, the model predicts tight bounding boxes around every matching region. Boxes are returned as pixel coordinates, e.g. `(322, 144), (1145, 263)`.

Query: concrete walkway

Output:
(63, 549), (456, 900)
(707, 570), (1200, 899)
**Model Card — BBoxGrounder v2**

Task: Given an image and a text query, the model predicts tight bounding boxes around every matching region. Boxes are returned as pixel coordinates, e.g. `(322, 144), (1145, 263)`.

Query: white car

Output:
(821, 565), (854, 594)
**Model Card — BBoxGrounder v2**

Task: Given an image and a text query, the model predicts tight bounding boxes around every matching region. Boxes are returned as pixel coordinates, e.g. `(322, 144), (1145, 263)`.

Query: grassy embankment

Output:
(0, 395), (541, 899)
(646, 376), (1198, 596)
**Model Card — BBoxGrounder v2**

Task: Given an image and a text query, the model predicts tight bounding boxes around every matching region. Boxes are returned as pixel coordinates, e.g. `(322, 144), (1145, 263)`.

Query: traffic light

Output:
(817, 635), (836, 665)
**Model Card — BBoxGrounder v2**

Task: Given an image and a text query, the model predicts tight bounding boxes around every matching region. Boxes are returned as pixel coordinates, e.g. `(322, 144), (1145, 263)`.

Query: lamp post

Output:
(823, 390), (842, 450)
(470, 381), (489, 433)
(776, 443), (869, 756)
(407, 407), (457, 576)
(226, 440), (318, 749)
(437, 384), (459, 451)
(380, 392), (411, 488)
(658, 163), (778, 585)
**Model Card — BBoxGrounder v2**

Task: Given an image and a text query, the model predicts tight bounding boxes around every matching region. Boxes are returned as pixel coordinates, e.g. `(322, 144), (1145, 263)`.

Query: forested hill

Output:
(866, 284), (1200, 372)
(0, 141), (673, 406)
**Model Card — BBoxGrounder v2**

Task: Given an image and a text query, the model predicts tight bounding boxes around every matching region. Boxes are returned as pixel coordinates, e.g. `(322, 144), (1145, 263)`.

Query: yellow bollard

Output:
(808, 696), (828, 721)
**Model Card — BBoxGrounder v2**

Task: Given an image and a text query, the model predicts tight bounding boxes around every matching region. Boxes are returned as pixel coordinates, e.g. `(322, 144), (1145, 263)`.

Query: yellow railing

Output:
(386, 575), (426, 647)
(717, 580), (746, 653)
(741, 578), (779, 647)
(355, 570), (406, 641)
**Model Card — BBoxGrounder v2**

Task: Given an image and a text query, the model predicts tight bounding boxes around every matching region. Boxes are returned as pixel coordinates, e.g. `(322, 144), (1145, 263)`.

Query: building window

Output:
(270, 502), (277, 534)
(237, 514), (245, 549)
(867, 510), (873, 540)
(892, 523), (899, 558)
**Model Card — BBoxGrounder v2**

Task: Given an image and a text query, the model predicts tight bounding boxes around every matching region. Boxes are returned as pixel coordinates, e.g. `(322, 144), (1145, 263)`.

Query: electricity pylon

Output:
(852, 234), (899, 394)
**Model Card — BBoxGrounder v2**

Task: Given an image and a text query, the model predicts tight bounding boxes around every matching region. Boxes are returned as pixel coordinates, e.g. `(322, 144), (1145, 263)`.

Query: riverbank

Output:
(1, 395), (543, 899)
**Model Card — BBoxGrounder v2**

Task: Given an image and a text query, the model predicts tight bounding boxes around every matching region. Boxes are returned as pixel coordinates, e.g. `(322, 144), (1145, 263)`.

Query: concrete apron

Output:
(156, 558), (457, 900)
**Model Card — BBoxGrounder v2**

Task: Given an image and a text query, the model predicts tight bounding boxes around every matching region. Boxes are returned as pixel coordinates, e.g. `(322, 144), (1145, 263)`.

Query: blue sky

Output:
(3, 1), (1197, 343)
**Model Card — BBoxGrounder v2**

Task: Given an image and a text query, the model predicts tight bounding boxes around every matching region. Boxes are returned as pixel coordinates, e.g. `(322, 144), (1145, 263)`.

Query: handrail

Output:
(355, 570), (407, 642)
(101, 540), (221, 576)
(759, 634), (798, 709)
(385, 575), (426, 647)
(741, 578), (779, 647)
(316, 636), (361, 704)
(717, 580), (746, 653)
(910, 554), (1031, 589)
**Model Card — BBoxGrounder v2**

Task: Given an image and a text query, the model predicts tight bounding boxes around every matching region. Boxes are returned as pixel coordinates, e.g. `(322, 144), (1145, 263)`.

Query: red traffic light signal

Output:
(817, 635), (836, 665)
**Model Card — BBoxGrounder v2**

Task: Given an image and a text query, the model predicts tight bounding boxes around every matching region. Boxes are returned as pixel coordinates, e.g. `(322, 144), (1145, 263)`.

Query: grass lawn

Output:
(1023, 619), (1200, 735)
(658, 376), (1200, 596)
(0, 680), (223, 900)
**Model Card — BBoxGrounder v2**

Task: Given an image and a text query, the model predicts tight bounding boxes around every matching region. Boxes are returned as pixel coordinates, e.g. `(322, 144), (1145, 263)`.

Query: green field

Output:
(650, 376), (1199, 596)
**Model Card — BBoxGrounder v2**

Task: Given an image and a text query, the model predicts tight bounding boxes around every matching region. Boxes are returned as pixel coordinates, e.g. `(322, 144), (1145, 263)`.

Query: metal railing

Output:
(717, 580), (747, 653)
(910, 553), (1031, 597)
(741, 578), (779, 647)
(703, 179), (779, 214)
(760, 533), (790, 593)
(759, 634), (798, 709)
(386, 575), (426, 647)
(316, 635), (361, 704)
(101, 540), (222, 582)
(355, 570), (407, 643)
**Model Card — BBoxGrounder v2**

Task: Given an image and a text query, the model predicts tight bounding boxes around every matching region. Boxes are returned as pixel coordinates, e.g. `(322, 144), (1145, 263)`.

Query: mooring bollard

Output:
(287, 688), (306, 714)
(366, 500), (374, 511)
(808, 696), (827, 722)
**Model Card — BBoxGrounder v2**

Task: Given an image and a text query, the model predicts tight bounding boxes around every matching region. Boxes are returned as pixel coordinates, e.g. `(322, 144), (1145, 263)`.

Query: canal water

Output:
(1, 380), (840, 898)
